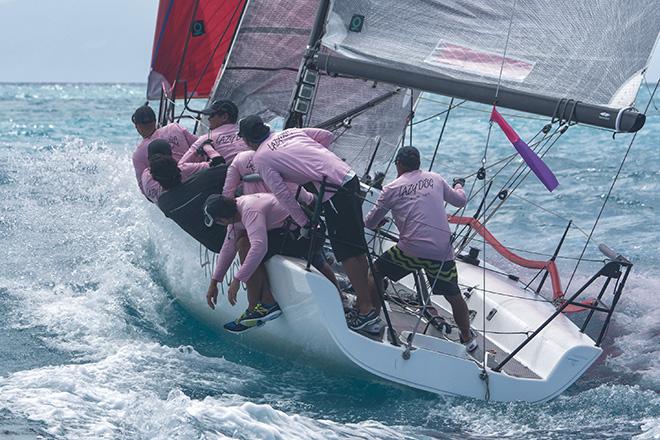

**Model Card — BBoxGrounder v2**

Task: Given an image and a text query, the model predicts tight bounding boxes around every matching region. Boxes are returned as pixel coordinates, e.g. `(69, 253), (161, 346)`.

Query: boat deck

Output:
(363, 300), (541, 380)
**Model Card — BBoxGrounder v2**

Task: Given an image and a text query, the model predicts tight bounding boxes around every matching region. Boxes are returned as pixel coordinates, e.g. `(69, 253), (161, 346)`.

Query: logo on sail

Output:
(424, 42), (534, 83)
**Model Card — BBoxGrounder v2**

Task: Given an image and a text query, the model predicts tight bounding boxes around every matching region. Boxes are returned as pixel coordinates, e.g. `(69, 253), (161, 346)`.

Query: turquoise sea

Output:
(0, 83), (658, 439)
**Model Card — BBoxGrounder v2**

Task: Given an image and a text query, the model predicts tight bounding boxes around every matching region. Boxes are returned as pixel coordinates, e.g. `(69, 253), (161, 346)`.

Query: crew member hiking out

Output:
(364, 146), (478, 351)
(222, 150), (340, 290)
(238, 115), (376, 331)
(141, 139), (223, 203)
(179, 100), (248, 166)
(204, 193), (331, 333)
(131, 103), (198, 197)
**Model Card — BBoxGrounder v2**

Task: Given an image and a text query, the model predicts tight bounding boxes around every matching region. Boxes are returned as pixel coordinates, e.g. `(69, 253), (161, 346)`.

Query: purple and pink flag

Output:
(490, 107), (559, 192)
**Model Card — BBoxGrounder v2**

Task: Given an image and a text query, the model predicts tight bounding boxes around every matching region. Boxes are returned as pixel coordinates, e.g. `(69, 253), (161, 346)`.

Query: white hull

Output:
(149, 202), (601, 402)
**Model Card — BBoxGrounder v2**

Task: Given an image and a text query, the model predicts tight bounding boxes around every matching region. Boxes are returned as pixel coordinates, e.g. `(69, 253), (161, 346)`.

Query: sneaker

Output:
(347, 309), (380, 331)
(223, 320), (264, 333)
(240, 303), (282, 326)
(460, 330), (479, 353)
(340, 293), (355, 313)
(362, 318), (384, 335)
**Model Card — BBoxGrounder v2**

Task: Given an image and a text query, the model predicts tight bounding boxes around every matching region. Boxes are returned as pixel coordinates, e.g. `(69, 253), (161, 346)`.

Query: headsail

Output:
(209, 0), (414, 174)
(317, 1), (660, 132)
(147, 0), (247, 100)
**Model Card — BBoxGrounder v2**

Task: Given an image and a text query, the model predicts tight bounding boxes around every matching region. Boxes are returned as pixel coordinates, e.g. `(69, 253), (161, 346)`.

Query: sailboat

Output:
(143, 0), (660, 402)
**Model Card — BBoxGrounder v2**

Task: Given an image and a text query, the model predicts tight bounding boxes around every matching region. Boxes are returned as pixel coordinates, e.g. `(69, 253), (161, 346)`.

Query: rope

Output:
(565, 77), (660, 292)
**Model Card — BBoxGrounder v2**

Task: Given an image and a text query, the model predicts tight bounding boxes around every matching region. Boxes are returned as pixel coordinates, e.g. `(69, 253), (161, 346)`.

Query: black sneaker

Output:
(347, 309), (380, 331)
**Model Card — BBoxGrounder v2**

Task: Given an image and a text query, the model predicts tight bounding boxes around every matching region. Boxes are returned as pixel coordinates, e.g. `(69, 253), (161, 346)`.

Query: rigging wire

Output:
(428, 97), (454, 171)
(564, 77), (660, 293)
(413, 99), (465, 125)
(478, 0), (518, 377)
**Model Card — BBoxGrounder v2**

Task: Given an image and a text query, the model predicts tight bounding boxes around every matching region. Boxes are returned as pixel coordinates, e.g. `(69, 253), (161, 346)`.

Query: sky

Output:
(0, 0), (659, 84)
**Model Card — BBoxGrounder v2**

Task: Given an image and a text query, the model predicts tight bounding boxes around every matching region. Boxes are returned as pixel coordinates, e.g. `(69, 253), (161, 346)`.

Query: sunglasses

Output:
(203, 205), (215, 228)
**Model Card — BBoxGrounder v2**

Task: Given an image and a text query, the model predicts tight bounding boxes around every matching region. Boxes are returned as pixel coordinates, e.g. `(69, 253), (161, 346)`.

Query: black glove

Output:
(209, 156), (225, 167)
(196, 138), (214, 156)
(453, 177), (466, 188)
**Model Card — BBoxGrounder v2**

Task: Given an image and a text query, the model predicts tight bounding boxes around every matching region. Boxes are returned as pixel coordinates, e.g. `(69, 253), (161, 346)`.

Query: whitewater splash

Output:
(0, 83), (658, 438)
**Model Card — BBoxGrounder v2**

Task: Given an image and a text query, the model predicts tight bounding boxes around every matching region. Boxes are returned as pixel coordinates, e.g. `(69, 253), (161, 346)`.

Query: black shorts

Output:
(264, 228), (325, 270)
(323, 176), (366, 262)
(375, 245), (461, 296)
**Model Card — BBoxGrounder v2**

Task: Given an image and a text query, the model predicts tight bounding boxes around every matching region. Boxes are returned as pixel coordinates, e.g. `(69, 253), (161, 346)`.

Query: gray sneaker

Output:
(363, 318), (384, 335)
(347, 309), (380, 331)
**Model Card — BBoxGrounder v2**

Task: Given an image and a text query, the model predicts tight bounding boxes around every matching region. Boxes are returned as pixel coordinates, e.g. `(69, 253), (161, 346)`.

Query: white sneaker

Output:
(461, 330), (479, 353)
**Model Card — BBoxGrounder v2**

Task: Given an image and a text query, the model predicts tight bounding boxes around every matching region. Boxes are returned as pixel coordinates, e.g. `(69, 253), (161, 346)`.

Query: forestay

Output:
(210, 0), (413, 174)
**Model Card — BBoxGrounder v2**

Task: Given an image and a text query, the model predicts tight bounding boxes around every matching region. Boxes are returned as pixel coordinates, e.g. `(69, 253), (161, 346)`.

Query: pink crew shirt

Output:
(141, 162), (209, 203)
(222, 150), (270, 197)
(253, 128), (352, 227)
(222, 150), (315, 206)
(364, 170), (467, 262)
(179, 123), (248, 165)
(213, 193), (292, 283)
(132, 123), (198, 195)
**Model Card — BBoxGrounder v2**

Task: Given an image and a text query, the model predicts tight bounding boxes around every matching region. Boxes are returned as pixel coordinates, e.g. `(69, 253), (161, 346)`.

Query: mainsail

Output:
(317, 0), (660, 132)
(147, 0), (247, 100)
(209, 0), (414, 174)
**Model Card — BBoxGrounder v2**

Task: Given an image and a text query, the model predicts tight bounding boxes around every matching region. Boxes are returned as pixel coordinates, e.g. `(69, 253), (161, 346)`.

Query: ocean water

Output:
(0, 82), (658, 440)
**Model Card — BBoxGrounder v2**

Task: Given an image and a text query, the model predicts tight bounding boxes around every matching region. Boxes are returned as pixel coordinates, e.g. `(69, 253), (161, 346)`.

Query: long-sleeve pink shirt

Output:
(253, 128), (352, 226)
(364, 170), (466, 261)
(213, 193), (292, 283)
(141, 162), (209, 203)
(178, 123), (248, 165)
(132, 123), (198, 195)
(222, 150), (315, 205)
(222, 150), (270, 197)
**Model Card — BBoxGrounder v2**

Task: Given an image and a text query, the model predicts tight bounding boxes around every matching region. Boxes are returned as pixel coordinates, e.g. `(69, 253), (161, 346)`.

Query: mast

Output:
(315, 54), (646, 133)
(284, 0), (331, 128)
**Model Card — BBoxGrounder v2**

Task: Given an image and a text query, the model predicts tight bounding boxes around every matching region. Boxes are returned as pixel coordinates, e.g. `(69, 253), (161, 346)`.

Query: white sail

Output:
(210, 0), (413, 174)
(322, 0), (660, 108)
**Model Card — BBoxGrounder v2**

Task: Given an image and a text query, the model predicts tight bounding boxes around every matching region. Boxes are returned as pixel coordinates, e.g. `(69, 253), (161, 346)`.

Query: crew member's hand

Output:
(228, 278), (240, 306)
(196, 138), (214, 156)
(209, 156), (225, 167)
(452, 177), (466, 189)
(206, 280), (219, 310)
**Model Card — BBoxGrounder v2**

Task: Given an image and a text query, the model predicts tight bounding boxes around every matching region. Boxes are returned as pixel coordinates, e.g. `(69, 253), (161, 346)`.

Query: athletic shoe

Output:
(460, 329), (479, 353)
(362, 317), (384, 335)
(223, 320), (264, 333)
(240, 303), (282, 326)
(347, 309), (380, 331)
(340, 293), (355, 313)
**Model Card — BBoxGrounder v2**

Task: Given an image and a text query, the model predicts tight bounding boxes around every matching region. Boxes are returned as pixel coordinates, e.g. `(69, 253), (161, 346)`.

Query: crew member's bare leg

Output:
(367, 269), (384, 315)
(236, 236), (272, 309)
(444, 295), (471, 341)
(318, 262), (340, 290)
(342, 254), (372, 314)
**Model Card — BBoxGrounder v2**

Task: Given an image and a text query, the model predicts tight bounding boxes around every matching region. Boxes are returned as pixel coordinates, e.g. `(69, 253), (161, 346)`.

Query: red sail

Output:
(147, 0), (246, 100)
